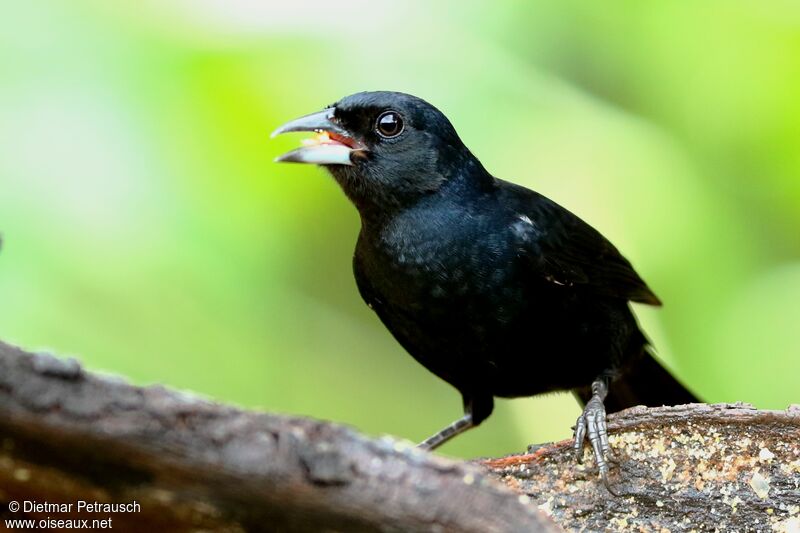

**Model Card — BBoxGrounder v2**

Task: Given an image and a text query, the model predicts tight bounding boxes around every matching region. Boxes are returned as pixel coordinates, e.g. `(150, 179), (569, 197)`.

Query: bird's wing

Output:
(510, 188), (662, 306)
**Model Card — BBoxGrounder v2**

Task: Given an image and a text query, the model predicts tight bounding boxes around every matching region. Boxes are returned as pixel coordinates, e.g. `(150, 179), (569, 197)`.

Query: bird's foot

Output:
(573, 378), (619, 495)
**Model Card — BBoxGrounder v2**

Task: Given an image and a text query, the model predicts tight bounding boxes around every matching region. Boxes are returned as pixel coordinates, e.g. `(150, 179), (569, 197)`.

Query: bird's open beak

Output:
(271, 108), (364, 166)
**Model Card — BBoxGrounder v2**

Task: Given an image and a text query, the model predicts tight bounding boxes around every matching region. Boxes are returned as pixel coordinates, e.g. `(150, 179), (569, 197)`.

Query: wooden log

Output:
(0, 340), (559, 532)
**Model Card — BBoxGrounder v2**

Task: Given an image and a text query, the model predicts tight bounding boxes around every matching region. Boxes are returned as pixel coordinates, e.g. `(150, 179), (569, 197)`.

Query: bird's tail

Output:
(575, 350), (699, 413)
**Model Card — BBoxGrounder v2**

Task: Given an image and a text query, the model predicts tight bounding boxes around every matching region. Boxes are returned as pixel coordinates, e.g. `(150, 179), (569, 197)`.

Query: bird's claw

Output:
(573, 392), (618, 493)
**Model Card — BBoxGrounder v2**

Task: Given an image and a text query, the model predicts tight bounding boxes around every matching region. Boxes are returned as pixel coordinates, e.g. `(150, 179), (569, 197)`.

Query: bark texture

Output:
(0, 340), (557, 533)
(483, 403), (800, 532)
(1, 339), (798, 532)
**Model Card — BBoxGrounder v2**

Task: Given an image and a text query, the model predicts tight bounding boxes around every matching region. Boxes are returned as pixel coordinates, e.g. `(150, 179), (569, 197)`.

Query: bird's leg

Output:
(418, 394), (492, 451)
(417, 413), (473, 451)
(573, 376), (618, 493)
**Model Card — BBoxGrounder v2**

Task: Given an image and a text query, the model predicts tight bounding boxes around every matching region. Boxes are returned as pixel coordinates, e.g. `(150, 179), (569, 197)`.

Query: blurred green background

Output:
(1, 1), (798, 459)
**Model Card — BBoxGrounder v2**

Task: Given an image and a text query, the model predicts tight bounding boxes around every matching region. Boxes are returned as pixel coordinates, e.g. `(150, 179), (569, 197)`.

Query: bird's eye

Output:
(375, 111), (404, 138)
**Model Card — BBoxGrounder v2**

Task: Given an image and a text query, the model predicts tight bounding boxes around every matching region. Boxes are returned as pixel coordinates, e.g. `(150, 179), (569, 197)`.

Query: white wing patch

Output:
(518, 214), (533, 226)
(511, 214), (537, 243)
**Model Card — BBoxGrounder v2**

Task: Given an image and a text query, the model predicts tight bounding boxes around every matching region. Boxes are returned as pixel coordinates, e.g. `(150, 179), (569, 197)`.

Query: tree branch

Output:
(0, 340), (558, 532)
(1, 338), (798, 532)
(482, 403), (800, 531)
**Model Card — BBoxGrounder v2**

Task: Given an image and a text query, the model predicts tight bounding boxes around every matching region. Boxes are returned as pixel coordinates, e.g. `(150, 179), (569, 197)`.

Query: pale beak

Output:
(271, 108), (364, 166)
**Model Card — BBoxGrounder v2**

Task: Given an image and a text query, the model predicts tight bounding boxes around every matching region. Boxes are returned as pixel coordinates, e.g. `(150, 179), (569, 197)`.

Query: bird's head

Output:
(272, 91), (483, 216)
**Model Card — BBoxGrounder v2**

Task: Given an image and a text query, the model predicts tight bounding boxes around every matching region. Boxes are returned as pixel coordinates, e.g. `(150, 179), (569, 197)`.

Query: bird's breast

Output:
(356, 220), (525, 324)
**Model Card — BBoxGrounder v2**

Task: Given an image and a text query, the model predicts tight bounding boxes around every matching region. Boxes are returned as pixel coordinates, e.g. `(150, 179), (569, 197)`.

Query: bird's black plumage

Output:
(274, 91), (698, 485)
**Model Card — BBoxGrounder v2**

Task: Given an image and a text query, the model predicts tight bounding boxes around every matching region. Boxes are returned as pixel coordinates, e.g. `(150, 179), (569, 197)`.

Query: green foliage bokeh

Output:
(0, 1), (798, 458)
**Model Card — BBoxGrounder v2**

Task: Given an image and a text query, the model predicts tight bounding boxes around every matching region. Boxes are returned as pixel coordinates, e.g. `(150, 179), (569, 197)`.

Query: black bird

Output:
(272, 91), (698, 485)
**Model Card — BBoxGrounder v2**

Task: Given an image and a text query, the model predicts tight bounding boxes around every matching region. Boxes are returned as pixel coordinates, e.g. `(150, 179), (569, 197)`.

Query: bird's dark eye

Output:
(375, 111), (404, 138)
